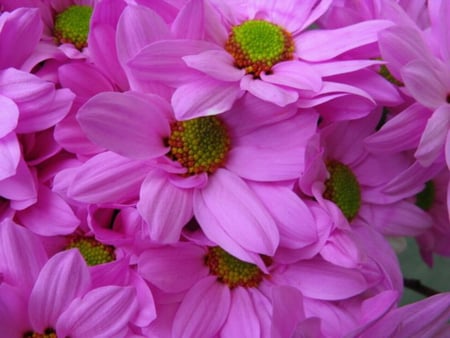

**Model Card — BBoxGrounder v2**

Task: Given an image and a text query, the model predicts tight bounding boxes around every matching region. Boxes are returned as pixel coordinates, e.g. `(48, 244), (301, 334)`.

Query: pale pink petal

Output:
(402, 60), (448, 109)
(195, 169), (279, 256)
(296, 20), (393, 61)
(29, 249), (91, 332)
(320, 229), (361, 268)
(0, 133), (20, 180)
(137, 170), (193, 243)
(0, 95), (18, 138)
(0, 158), (37, 208)
(183, 50), (245, 81)
(56, 286), (138, 338)
(261, 61), (322, 92)
(240, 75), (298, 106)
(16, 185), (79, 236)
(173, 276), (230, 338)
(172, 0), (205, 39)
(221, 287), (260, 338)
(271, 286), (305, 338)
(415, 105), (450, 166)
(77, 92), (169, 160)
(138, 243), (208, 293)
(0, 219), (47, 290)
(67, 152), (149, 204)
(172, 77), (241, 120)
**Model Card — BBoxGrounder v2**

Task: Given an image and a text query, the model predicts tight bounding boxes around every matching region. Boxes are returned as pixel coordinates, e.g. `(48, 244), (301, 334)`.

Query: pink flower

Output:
(126, 0), (393, 119)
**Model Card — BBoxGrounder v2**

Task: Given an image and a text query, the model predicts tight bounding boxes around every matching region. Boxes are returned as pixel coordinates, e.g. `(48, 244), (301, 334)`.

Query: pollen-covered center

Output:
(65, 236), (115, 266)
(225, 19), (295, 77)
(167, 116), (230, 175)
(53, 5), (93, 49)
(416, 181), (435, 211)
(205, 247), (264, 288)
(324, 160), (361, 221)
(23, 328), (57, 338)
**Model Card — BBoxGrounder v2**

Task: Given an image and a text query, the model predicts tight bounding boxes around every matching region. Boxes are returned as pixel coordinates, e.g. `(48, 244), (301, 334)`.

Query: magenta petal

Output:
(261, 61), (322, 92)
(16, 185), (79, 236)
(77, 92), (169, 159)
(221, 287), (260, 338)
(173, 276), (230, 338)
(0, 219), (47, 290)
(297, 20), (393, 61)
(271, 286), (305, 338)
(172, 77), (241, 120)
(0, 133), (20, 180)
(195, 169), (279, 256)
(56, 286), (138, 338)
(68, 152), (149, 204)
(138, 243), (208, 293)
(0, 95), (18, 138)
(415, 105), (450, 166)
(28, 249), (91, 333)
(240, 75), (298, 106)
(172, 0), (205, 39)
(137, 171), (193, 243)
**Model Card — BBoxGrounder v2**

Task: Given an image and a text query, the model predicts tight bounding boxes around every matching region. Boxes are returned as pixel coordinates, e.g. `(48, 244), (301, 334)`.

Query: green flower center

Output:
(205, 247), (264, 288)
(416, 181), (435, 211)
(166, 116), (230, 176)
(225, 19), (295, 77)
(53, 5), (93, 49)
(23, 328), (57, 338)
(66, 236), (115, 266)
(324, 160), (361, 221)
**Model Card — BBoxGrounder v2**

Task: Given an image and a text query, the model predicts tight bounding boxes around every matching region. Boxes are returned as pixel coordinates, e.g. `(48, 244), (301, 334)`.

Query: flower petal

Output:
(77, 92), (169, 160)
(0, 95), (18, 138)
(240, 75), (298, 106)
(0, 133), (20, 180)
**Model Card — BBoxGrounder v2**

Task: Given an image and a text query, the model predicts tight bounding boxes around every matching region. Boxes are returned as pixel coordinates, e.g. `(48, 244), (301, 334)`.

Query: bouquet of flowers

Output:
(0, 0), (449, 337)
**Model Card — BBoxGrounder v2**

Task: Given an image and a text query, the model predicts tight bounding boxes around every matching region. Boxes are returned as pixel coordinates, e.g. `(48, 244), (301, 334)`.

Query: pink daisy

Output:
(69, 91), (317, 260)
(127, 0), (393, 119)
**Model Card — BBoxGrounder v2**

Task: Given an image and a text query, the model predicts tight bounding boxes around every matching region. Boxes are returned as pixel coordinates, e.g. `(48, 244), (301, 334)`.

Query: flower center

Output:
(324, 160), (361, 221)
(65, 236), (115, 266)
(23, 328), (57, 338)
(225, 19), (295, 77)
(416, 181), (435, 211)
(166, 116), (230, 175)
(379, 64), (403, 86)
(53, 5), (93, 49)
(205, 247), (264, 288)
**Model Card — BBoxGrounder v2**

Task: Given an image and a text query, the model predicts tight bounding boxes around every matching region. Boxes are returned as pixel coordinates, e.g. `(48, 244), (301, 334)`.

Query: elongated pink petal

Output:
(240, 75), (298, 106)
(173, 277), (230, 338)
(77, 92), (169, 160)
(56, 286), (138, 338)
(221, 287), (260, 338)
(16, 185), (79, 236)
(138, 243), (208, 293)
(172, 0), (205, 39)
(137, 170), (193, 243)
(297, 20), (393, 61)
(67, 152), (149, 204)
(0, 95), (18, 138)
(195, 169), (279, 256)
(0, 133), (20, 180)
(271, 286), (305, 338)
(29, 250), (91, 332)
(0, 219), (47, 290)
(172, 77), (241, 120)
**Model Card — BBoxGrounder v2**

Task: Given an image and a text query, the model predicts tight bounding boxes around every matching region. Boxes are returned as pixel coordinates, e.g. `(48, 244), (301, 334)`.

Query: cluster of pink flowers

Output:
(0, 0), (449, 336)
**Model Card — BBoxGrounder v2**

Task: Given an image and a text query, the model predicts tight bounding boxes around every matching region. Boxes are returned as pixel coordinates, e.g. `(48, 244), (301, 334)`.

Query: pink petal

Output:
(194, 169), (279, 256)
(172, 77), (241, 120)
(296, 20), (393, 61)
(172, 0), (205, 39)
(402, 60), (448, 109)
(173, 276), (230, 338)
(0, 219), (47, 290)
(137, 170), (193, 243)
(16, 185), (79, 236)
(271, 286), (305, 338)
(29, 249), (91, 332)
(311, 59), (384, 77)
(0, 95), (18, 138)
(240, 75), (298, 106)
(415, 105), (450, 166)
(138, 243), (208, 293)
(77, 92), (169, 160)
(261, 61), (322, 92)
(67, 152), (149, 204)
(56, 286), (138, 338)
(0, 133), (20, 180)
(221, 287), (260, 338)
(320, 229), (361, 268)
